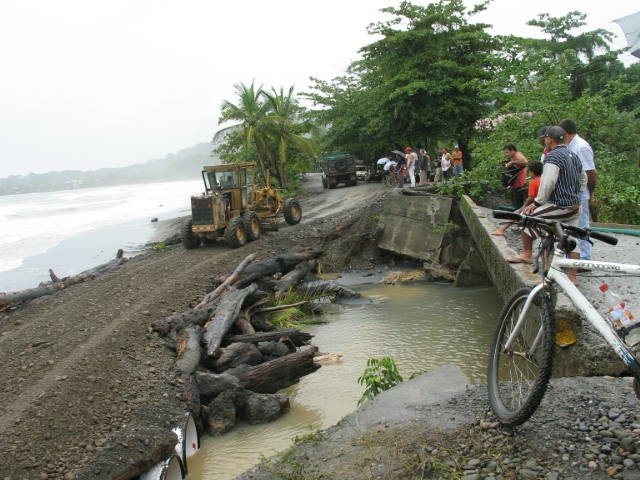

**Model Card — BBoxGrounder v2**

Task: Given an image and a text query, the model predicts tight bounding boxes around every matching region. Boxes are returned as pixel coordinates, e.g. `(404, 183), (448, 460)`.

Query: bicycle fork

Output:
(504, 283), (547, 356)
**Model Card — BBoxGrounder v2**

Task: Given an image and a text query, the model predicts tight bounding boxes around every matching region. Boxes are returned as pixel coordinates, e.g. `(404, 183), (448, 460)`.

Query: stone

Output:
(195, 372), (242, 403)
(205, 391), (237, 436)
(242, 392), (290, 424)
(214, 342), (263, 371)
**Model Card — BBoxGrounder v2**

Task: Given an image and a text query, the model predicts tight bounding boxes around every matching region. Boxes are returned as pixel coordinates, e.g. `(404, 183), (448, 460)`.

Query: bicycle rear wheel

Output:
(487, 287), (555, 427)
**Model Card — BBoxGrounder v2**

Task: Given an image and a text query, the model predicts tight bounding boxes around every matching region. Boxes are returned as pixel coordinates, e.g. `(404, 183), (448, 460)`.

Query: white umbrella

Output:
(377, 157), (390, 165)
(383, 161), (396, 171)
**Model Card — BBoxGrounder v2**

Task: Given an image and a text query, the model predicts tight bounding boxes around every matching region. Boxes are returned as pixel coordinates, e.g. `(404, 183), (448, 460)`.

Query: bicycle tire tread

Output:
(487, 287), (556, 427)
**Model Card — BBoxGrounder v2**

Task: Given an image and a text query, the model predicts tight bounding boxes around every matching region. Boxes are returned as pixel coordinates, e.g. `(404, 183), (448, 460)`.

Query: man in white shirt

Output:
(405, 147), (417, 187)
(559, 118), (597, 260)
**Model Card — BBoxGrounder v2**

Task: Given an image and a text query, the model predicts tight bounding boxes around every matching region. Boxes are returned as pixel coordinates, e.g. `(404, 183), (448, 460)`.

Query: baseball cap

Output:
(404, 147), (412, 152)
(544, 126), (564, 141)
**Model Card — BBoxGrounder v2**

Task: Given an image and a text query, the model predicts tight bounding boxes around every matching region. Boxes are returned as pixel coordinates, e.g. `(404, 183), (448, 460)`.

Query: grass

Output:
(266, 289), (327, 329)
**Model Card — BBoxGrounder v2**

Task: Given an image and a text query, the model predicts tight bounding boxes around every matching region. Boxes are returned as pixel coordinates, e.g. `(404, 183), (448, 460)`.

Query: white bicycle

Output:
(487, 210), (640, 427)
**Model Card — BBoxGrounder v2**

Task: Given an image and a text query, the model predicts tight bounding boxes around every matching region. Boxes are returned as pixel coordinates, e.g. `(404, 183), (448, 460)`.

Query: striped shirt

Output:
(536, 145), (583, 207)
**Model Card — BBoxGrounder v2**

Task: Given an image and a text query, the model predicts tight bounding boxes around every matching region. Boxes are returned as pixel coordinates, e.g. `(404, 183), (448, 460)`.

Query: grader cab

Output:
(181, 162), (302, 249)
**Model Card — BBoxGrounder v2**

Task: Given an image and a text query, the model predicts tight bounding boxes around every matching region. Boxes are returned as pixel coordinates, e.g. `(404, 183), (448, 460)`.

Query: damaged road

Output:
(0, 174), (387, 480)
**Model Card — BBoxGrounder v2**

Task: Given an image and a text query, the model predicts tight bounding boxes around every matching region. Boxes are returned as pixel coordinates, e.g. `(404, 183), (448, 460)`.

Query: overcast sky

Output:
(1, 0), (638, 177)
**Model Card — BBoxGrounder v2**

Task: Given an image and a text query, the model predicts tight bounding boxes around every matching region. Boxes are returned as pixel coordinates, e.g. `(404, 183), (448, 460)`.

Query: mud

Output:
(0, 174), (389, 480)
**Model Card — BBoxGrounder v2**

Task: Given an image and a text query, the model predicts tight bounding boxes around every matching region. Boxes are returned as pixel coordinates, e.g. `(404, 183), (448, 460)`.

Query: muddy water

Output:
(186, 281), (502, 479)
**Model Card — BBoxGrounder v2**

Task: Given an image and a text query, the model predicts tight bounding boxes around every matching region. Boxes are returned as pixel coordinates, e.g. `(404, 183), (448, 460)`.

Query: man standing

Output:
(512, 127), (586, 283)
(504, 143), (528, 209)
(559, 118), (597, 260)
(405, 147), (417, 187)
(452, 146), (463, 176)
(395, 151), (406, 188)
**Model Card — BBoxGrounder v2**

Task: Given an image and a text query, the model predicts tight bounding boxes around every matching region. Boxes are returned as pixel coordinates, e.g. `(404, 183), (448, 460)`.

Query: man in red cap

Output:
(405, 147), (417, 187)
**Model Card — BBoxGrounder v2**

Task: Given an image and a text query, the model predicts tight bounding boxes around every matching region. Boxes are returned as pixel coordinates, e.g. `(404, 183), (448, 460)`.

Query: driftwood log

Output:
(0, 249), (127, 307)
(235, 247), (323, 289)
(274, 259), (317, 298)
(151, 302), (219, 338)
(232, 346), (320, 394)
(175, 325), (202, 374)
(194, 253), (257, 310)
(203, 283), (258, 356)
(224, 328), (313, 347)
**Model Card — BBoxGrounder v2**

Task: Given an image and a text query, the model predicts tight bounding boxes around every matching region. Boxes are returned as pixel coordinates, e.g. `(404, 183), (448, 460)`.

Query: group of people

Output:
(492, 118), (597, 285)
(383, 145), (465, 188)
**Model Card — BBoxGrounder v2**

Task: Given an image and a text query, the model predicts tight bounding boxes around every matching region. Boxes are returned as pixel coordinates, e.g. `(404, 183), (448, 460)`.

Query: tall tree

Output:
(214, 81), (273, 184)
(305, 0), (498, 168)
(214, 82), (316, 188)
(262, 87), (317, 189)
(523, 11), (623, 98)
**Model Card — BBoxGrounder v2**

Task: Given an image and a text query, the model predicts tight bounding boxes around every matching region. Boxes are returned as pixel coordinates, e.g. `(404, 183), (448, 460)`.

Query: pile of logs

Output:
(151, 247), (357, 436)
(0, 249), (127, 310)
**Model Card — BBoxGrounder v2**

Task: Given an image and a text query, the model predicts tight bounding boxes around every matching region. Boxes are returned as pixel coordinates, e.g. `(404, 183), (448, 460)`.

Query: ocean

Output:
(0, 179), (203, 293)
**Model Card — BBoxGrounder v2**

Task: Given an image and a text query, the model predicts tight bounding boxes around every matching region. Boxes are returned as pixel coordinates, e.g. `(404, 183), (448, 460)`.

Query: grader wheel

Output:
(226, 217), (247, 248)
(283, 198), (302, 225)
(243, 211), (261, 241)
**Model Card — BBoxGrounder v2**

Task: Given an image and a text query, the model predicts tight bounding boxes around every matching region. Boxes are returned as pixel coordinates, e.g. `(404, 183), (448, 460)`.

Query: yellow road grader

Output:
(181, 162), (302, 249)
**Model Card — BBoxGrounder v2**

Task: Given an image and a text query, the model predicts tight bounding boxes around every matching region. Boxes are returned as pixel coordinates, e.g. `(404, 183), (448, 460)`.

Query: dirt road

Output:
(0, 175), (386, 480)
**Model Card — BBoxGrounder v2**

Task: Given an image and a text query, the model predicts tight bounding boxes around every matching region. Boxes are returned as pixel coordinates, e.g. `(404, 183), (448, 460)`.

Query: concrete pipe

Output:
(173, 412), (200, 473)
(139, 454), (184, 480)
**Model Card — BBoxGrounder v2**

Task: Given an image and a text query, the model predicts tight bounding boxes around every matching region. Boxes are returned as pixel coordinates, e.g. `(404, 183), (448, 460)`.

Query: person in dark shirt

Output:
(508, 126), (586, 283)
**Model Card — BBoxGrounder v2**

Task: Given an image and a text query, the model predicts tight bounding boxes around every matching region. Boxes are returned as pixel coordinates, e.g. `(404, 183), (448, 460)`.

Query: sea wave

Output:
(0, 179), (201, 278)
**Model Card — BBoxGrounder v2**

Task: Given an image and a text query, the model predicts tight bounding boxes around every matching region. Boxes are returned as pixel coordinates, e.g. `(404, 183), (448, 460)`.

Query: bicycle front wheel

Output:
(487, 287), (555, 427)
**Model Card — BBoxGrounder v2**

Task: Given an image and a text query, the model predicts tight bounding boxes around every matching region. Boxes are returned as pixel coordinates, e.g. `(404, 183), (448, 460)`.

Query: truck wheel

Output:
(181, 219), (201, 249)
(243, 211), (261, 241)
(328, 179), (336, 189)
(226, 217), (247, 248)
(283, 198), (302, 225)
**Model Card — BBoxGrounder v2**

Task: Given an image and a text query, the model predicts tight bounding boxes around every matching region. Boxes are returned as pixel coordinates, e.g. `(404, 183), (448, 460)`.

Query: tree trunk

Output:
(235, 247), (323, 289)
(195, 253), (257, 310)
(203, 283), (258, 357)
(223, 328), (313, 347)
(274, 259), (316, 297)
(175, 325), (202, 374)
(0, 250), (127, 307)
(231, 346), (320, 394)
(236, 310), (255, 335)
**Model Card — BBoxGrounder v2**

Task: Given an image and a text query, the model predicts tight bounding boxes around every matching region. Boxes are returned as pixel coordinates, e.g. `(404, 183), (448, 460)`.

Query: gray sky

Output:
(1, 0), (638, 177)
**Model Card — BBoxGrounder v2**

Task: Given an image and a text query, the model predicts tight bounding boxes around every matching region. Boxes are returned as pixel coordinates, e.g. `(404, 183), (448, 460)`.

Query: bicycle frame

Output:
(506, 249), (640, 375)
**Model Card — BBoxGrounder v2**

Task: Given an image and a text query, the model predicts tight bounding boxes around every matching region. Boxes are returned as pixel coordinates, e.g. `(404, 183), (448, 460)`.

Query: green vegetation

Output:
(214, 1), (640, 223)
(265, 290), (325, 329)
(213, 82), (317, 191)
(357, 356), (404, 405)
(150, 242), (167, 251)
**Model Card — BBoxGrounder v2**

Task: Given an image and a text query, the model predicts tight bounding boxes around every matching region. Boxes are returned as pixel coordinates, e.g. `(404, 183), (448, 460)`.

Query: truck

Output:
(320, 153), (357, 189)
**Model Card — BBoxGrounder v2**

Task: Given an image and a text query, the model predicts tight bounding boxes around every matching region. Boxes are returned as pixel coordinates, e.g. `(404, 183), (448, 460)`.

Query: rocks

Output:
(243, 393), (290, 424)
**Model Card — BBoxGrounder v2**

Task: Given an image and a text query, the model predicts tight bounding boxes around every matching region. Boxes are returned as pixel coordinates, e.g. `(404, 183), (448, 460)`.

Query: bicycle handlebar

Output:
(491, 210), (618, 246)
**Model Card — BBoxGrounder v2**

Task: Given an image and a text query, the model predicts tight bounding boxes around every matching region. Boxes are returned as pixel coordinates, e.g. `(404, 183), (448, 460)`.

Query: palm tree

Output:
(262, 86), (317, 189)
(213, 81), (271, 183)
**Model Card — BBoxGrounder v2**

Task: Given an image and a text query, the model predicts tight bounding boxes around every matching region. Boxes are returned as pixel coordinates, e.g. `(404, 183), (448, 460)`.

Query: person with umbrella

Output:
(382, 158), (396, 186)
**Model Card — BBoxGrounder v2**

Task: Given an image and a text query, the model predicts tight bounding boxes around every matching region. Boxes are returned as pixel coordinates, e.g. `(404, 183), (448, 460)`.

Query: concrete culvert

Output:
(173, 412), (200, 472)
(139, 454), (185, 480)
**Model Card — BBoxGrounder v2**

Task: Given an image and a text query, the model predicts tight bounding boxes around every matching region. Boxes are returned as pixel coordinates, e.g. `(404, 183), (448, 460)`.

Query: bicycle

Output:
(487, 210), (640, 427)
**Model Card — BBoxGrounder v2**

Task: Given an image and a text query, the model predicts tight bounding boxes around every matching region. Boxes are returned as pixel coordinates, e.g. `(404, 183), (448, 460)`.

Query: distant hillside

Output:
(0, 142), (219, 195)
